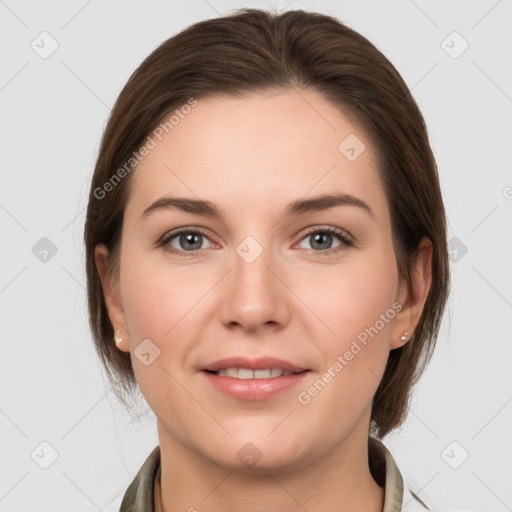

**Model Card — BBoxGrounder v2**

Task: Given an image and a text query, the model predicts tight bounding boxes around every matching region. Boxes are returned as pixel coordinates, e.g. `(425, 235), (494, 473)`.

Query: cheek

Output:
(296, 272), (395, 433)
(121, 248), (198, 338)
(295, 251), (398, 346)
(296, 249), (398, 398)
(119, 257), (197, 414)
(119, 250), (202, 387)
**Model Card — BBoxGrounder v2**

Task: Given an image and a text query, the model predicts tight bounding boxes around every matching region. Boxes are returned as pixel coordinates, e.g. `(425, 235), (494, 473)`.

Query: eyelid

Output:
(157, 226), (216, 255)
(294, 225), (354, 254)
(298, 225), (354, 244)
(158, 225), (212, 242)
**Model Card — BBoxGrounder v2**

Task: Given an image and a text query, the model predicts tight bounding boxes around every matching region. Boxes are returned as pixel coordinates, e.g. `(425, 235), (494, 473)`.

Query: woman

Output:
(85, 8), (456, 511)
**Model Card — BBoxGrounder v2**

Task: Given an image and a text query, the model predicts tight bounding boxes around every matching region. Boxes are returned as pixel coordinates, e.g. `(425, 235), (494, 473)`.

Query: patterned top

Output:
(118, 435), (431, 511)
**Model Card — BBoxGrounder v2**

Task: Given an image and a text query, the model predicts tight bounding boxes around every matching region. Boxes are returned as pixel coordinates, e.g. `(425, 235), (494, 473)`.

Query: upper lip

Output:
(202, 357), (308, 373)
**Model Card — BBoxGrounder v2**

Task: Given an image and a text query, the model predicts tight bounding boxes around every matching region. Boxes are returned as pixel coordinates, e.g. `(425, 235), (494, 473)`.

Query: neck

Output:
(154, 419), (384, 512)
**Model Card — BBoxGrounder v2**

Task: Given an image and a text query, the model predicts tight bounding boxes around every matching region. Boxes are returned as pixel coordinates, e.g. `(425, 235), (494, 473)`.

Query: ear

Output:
(95, 244), (130, 353)
(390, 237), (433, 350)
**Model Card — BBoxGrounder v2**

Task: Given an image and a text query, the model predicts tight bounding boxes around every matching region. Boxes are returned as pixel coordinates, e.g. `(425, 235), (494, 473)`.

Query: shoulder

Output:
(370, 435), (482, 512)
(401, 464), (482, 512)
(401, 479), (431, 510)
(119, 445), (161, 512)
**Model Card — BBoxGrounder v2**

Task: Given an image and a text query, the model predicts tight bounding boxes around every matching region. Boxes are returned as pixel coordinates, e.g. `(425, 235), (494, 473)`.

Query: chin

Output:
(211, 451), (309, 475)
(200, 435), (313, 475)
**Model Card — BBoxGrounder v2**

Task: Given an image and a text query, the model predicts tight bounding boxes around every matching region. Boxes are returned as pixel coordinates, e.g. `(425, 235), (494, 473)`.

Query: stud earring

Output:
(114, 330), (123, 344)
(400, 331), (409, 342)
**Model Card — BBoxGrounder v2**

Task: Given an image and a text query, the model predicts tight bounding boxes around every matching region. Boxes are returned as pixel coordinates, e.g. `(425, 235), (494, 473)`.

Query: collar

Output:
(118, 436), (421, 512)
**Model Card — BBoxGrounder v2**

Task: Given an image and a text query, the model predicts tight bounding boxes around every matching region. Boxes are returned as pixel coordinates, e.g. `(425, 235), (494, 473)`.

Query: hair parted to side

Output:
(84, 8), (450, 438)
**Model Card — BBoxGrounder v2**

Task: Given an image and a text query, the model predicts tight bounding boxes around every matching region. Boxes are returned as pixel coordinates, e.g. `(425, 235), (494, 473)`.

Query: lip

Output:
(201, 356), (308, 373)
(200, 356), (310, 401)
(202, 371), (309, 401)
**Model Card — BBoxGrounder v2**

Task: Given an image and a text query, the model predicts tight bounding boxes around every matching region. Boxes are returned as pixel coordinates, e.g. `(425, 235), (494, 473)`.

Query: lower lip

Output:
(202, 371), (309, 401)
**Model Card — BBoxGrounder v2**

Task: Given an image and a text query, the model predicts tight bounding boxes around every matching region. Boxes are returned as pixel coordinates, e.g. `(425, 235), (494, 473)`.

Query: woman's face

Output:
(98, 88), (427, 472)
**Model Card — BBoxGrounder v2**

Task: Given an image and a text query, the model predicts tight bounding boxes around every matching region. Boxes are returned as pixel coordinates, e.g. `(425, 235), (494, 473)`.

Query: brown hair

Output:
(84, 8), (450, 437)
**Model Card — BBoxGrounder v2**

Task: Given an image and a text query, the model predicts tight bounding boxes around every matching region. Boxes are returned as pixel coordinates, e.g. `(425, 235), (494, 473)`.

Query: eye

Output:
(297, 227), (353, 253)
(159, 228), (214, 255)
(157, 226), (353, 256)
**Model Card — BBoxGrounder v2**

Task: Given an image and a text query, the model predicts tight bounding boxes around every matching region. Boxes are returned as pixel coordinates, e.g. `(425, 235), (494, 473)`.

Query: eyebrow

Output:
(140, 192), (374, 221)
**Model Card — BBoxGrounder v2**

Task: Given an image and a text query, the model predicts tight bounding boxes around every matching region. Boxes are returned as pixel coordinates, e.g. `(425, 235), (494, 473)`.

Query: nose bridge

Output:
(217, 234), (290, 330)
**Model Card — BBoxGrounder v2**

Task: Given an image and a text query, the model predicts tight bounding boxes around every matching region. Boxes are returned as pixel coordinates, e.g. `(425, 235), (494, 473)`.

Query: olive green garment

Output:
(119, 435), (430, 511)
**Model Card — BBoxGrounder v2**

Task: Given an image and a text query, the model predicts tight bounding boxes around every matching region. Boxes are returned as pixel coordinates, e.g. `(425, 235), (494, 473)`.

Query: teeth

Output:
(215, 368), (294, 379)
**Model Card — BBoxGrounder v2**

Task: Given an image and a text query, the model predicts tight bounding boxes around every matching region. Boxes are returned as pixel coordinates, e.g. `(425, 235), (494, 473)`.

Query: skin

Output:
(96, 88), (432, 512)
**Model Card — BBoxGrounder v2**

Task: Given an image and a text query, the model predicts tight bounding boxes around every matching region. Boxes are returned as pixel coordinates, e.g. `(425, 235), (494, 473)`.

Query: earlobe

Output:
(95, 244), (129, 352)
(390, 327), (411, 350)
(399, 331), (409, 343)
(390, 237), (433, 350)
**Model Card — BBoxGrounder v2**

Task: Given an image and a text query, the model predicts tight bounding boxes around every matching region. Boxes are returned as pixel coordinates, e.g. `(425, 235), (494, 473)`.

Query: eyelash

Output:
(157, 226), (354, 257)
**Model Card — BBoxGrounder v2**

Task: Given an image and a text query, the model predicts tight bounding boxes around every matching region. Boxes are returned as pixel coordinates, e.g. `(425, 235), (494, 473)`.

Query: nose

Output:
(217, 240), (292, 333)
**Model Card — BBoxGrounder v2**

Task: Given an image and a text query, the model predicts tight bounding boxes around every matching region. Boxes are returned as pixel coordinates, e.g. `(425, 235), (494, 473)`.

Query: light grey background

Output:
(1, 0), (511, 510)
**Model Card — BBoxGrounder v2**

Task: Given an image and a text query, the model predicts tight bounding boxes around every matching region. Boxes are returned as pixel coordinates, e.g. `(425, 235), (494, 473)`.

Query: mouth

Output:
(203, 368), (308, 379)
(202, 356), (309, 374)
(200, 357), (311, 400)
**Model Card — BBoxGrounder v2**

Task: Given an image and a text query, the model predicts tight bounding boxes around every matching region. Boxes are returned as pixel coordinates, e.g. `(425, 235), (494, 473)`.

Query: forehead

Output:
(126, 89), (388, 222)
